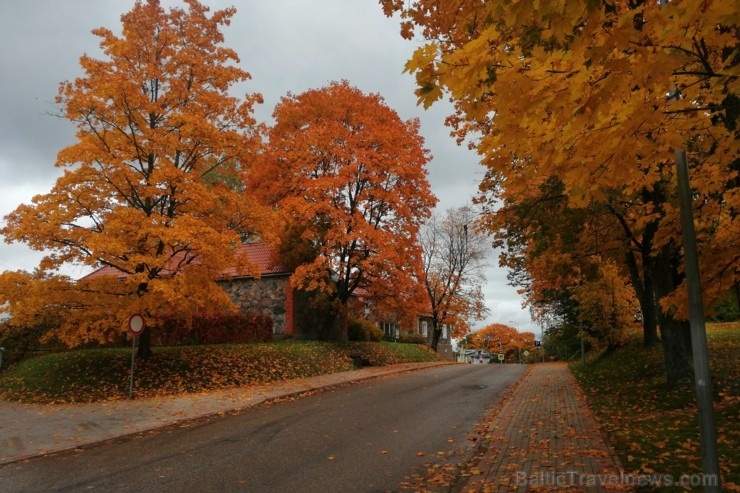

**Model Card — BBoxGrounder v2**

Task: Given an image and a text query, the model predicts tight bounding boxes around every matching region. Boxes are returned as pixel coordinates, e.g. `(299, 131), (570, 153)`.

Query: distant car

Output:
(462, 348), (492, 364)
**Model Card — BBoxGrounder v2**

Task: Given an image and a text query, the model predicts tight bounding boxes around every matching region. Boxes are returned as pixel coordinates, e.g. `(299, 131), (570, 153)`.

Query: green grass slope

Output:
(571, 322), (739, 492)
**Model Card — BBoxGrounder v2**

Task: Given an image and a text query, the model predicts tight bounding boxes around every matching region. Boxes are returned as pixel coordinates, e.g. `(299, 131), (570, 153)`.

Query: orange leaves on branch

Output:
(572, 259), (640, 349)
(0, 0), (266, 347)
(382, 0), (739, 351)
(247, 80), (436, 325)
(469, 323), (535, 354)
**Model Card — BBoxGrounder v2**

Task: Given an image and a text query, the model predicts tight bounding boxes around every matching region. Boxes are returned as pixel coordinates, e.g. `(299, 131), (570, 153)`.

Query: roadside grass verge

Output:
(0, 340), (440, 404)
(571, 322), (739, 492)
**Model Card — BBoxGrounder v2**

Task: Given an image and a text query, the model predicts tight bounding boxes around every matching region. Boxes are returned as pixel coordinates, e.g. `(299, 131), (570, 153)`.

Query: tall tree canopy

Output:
(381, 0), (738, 384)
(489, 177), (653, 350)
(248, 80), (437, 339)
(466, 323), (535, 360)
(419, 206), (488, 351)
(0, 0), (265, 353)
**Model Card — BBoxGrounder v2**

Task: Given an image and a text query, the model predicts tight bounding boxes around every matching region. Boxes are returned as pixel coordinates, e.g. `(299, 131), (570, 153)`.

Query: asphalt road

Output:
(0, 364), (525, 492)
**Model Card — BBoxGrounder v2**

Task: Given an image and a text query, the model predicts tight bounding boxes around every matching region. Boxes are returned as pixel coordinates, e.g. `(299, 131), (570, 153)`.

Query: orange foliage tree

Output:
(573, 260), (640, 351)
(467, 323), (535, 360)
(0, 0), (265, 356)
(488, 177), (649, 352)
(380, 0), (738, 385)
(247, 81), (437, 339)
(419, 206), (488, 351)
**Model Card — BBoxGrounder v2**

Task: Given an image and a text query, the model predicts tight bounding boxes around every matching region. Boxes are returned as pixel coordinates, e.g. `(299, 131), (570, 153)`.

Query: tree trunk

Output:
(328, 299), (348, 341)
(625, 250), (659, 346)
(653, 245), (693, 385)
(431, 327), (441, 352)
(137, 326), (152, 359)
(640, 285), (659, 347)
(340, 303), (349, 341)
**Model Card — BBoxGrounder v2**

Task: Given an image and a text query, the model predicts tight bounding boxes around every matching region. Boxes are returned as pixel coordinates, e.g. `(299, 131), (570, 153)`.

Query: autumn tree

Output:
(468, 323), (535, 360)
(419, 206), (488, 351)
(0, 0), (265, 356)
(381, 0), (738, 385)
(573, 260), (640, 351)
(485, 176), (656, 349)
(247, 80), (436, 339)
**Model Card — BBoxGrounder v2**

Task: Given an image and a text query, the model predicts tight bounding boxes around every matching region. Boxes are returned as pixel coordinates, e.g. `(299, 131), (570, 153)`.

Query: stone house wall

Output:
(220, 275), (291, 336)
(219, 272), (453, 355)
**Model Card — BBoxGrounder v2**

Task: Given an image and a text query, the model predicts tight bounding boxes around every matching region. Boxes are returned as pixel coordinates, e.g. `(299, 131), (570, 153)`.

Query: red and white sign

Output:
(128, 314), (145, 335)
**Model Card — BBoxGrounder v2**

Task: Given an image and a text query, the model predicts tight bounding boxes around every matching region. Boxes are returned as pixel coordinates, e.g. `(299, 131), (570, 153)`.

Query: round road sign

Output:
(128, 314), (145, 335)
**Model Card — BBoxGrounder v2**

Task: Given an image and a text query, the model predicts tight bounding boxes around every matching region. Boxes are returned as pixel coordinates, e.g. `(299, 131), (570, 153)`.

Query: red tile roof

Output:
(79, 242), (289, 281)
(223, 242), (289, 277)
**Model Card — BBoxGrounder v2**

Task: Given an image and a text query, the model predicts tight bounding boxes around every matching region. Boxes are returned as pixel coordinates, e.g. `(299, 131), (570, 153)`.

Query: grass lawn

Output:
(571, 322), (739, 492)
(0, 340), (440, 404)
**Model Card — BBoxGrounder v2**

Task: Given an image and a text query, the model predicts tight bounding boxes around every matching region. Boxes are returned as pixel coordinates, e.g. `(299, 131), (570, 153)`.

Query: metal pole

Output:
(129, 335), (137, 399)
(675, 149), (721, 491)
(655, 1), (721, 485)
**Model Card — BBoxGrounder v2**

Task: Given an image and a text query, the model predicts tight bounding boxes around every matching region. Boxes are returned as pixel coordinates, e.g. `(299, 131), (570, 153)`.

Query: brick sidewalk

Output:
(463, 363), (629, 493)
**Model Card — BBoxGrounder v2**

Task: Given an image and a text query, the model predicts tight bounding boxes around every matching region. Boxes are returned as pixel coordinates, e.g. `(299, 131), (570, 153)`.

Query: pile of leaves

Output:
(0, 341), (439, 404)
(571, 322), (739, 492)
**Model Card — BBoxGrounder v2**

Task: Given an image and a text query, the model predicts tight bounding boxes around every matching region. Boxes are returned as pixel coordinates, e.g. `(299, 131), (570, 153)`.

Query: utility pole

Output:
(656, 2), (720, 487)
(675, 148), (721, 491)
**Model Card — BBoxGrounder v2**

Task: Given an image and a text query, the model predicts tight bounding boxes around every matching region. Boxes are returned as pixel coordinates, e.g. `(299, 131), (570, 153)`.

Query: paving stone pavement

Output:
(462, 363), (629, 493)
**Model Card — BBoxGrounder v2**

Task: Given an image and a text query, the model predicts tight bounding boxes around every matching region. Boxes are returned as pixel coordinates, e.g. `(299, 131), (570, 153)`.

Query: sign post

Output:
(128, 314), (145, 399)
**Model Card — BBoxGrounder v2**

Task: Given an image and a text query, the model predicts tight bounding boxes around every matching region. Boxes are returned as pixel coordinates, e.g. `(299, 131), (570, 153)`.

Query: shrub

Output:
(398, 331), (426, 345)
(153, 312), (273, 346)
(0, 318), (66, 368)
(711, 295), (740, 322)
(0, 321), (34, 368)
(348, 318), (384, 342)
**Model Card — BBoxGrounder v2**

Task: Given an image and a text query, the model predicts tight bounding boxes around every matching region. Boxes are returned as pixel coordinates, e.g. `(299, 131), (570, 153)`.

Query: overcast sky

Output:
(0, 0), (537, 335)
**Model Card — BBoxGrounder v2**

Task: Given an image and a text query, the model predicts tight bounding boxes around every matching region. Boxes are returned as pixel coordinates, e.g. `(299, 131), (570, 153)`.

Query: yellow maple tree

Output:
(485, 176), (655, 354)
(381, 0), (738, 385)
(0, 0), (266, 355)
